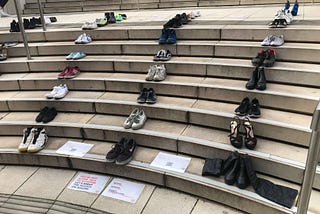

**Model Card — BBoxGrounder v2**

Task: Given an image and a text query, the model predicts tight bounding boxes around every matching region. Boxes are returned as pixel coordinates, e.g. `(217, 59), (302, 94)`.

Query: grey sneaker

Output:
(123, 108), (140, 129)
(270, 35), (284, 46)
(146, 65), (157, 81)
(153, 65), (166, 81)
(132, 109), (147, 130)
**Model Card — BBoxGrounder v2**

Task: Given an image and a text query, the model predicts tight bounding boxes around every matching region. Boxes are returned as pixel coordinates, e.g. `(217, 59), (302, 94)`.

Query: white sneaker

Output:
(0, 9), (11, 17)
(18, 127), (34, 152)
(75, 33), (85, 44)
(270, 35), (284, 46)
(153, 65), (166, 81)
(81, 33), (92, 44)
(27, 128), (48, 153)
(261, 35), (272, 46)
(54, 84), (69, 99)
(123, 108), (140, 129)
(44, 16), (52, 24)
(146, 65), (157, 81)
(132, 109), (147, 130)
(46, 85), (62, 99)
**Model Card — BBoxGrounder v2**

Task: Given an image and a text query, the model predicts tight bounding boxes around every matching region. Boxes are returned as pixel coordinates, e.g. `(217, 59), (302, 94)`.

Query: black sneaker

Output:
(181, 13), (188, 24)
(251, 50), (266, 67)
(249, 98), (261, 118)
(116, 139), (136, 165)
(173, 14), (182, 28)
(263, 49), (276, 67)
(36, 107), (50, 122)
(42, 107), (57, 123)
(163, 18), (174, 29)
(106, 138), (126, 162)
(234, 97), (250, 116)
(137, 88), (148, 103)
(146, 88), (157, 104)
(10, 20), (20, 32)
(105, 12), (116, 24)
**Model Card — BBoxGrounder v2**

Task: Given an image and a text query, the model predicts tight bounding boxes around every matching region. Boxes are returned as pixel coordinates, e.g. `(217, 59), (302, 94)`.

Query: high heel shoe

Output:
(229, 117), (243, 149)
(243, 117), (257, 150)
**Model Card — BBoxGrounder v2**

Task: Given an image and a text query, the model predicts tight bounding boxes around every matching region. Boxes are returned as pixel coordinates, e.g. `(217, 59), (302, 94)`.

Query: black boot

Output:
(221, 151), (239, 175)
(236, 155), (250, 189)
(256, 67), (266, 90)
(105, 12), (116, 24)
(246, 67), (258, 90)
(243, 154), (258, 189)
(224, 156), (240, 185)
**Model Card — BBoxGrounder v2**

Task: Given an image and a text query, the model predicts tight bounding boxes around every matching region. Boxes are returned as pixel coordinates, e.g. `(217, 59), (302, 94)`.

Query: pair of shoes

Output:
(23, 18), (36, 29)
(124, 108), (147, 130)
(105, 12), (116, 24)
(66, 52), (86, 60)
(58, 66), (80, 79)
(163, 13), (189, 28)
(106, 138), (136, 165)
(154, 49), (172, 61)
(261, 35), (284, 46)
(246, 67), (267, 90)
(223, 151), (250, 189)
(10, 20), (20, 32)
(75, 33), (92, 44)
(96, 18), (108, 27)
(46, 84), (69, 99)
(0, 44), (7, 61)
(36, 107), (57, 123)
(146, 65), (166, 81)
(269, 10), (292, 28)
(82, 21), (97, 30)
(19, 127), (48, 153)
(252, 49), (276, 67)
(229, 117), (257, 150)
(235, 97), (261, 118)
(158, 28), (176, 44)
(137, 88), (157, 104)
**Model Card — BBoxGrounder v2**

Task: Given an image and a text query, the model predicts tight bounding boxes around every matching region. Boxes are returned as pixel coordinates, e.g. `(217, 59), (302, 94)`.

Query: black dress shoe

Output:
(234, 97), (250, 116)
(137, 88), (148, 103)
(256, 67), (267, 90)
(146, 88), (157, 104)
(236, 155), (250, 189)
(36, 107), (49, 122)
(246, 67), (258, 90)
(42, 107), (57, 123)
(224, 156), (240, 185)
(221, 151), (239, 175)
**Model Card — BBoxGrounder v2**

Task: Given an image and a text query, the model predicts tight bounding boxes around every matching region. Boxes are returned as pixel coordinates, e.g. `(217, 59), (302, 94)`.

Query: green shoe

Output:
(96, 18), (108, 27)
(115, 14), (123, 21)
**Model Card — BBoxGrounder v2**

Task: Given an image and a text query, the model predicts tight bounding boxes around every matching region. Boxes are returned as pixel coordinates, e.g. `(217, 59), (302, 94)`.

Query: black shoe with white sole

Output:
(106, 138), (126, 162)
(116, 139), (136, 165)
(249, 98), (261, 118)
(146, 88), (157, 104)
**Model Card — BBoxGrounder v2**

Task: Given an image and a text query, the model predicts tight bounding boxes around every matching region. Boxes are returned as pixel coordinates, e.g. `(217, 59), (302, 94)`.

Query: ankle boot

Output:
(221, 151), (239, 175)
(246, 67), (258, 90)
(256, 67), (266, 90)
(224, 156), (240, 185)
(236, 155), (250, 189)
(243, 154), (258, 189)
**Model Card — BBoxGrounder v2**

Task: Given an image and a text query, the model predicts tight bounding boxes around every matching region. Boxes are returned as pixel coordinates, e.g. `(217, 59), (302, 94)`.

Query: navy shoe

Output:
(291, 0), (299, 16)
(167, 29), (176, 44)
(158, 29), (168, 44)
(284, 0), (290, 10)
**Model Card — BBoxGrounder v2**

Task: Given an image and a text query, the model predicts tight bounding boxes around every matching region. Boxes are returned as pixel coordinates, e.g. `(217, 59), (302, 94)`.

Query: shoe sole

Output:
(18, 147), (28, 152)
(249, 114), (261, 118)
(115, 156), (132, 165)
(106, 158), (116, 163)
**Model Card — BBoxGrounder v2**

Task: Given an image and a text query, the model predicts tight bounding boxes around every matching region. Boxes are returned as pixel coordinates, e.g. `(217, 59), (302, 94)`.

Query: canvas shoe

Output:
(58, 66), (70, 79)
(284, 0), (290, 10)
(18, 127), (33, 152)
(53, 84), (68, 99)
(64, 66), (80, 79)
(153, 65), (167, 81)
(106, 138), (126, 163)
(46, 85), (62, 99)
(270, 35), (284, 46)
(27, 128), (48, 153)
(124, 108), (140, 129)
(132, 109), (147, 130)
(145, 65), (157, 81)
(116, 139), (136, 165)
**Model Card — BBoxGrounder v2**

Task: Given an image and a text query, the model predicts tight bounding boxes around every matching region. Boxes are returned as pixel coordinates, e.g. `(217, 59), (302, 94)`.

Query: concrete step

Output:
(0, 136), (302, 213)
(0, 111), (317, 190)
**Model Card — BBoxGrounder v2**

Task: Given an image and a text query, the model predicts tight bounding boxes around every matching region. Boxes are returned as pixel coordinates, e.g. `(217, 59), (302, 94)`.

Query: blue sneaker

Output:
(166, 29), (176, 44)
(72, 52), (86, 60)
(158, 29), (168, 44)
(291, 0), (299, 16)
(66, 52), (77, 60)
(284, 0), (290, 10)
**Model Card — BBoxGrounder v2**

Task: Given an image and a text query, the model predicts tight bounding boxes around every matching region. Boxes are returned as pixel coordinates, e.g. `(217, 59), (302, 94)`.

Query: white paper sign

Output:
(102, 178), (145, 203)
(56, 141), (94, 157)
(68, 172), (110, 194)
(150, 152), (191, 173)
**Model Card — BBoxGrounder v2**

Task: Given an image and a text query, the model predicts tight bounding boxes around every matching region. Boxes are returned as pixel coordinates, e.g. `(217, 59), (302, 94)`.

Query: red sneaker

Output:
(64, 66), (80, 79)
(58, 67), (70, 79)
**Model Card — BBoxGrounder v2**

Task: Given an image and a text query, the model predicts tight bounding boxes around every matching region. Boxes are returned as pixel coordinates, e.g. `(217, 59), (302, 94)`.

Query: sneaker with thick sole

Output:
(42, 107), (57, 123)
(115, 139), (136, 165)
(132, 109), (147, 130)
(146, 88), (157, 104)
(261, 35), (272, 46)
(252, 50), (266, 66)
(153, 65), (167, 81)
(154, 49), (166, 61)
(27, 128), (48, 153)
(66, 52), (77, 60)
(124, 108), (140, 129)
(146, 65), (157, 81)
(53, 84), (69, 99)
(72, 52), (86, 60)
(106, 138), (126, 162)
(18, 127), (33, 152)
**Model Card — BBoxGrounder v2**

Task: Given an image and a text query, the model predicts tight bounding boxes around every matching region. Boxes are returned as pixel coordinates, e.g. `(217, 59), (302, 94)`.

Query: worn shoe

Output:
(116, 139), (136, 165)
(105, 12), (116, 24)
(173, 14), (182, 28)
(261, 35), (272, 46)
(234, 97), (250, 116)
(284, 0), (290, 10)
(53, 84), (69, 99)
(132, 109), (147, 130)
(36, 107), (49, 122)
(181, 13), (188, 24)
(66, 52), (77, 60)
(96, 18), (108, 27)
(18, 127), (33, 152)
(106, 138), (126, 163)
(27, 127), (48, 153)
(72, 52), (86, 60)
(243, 118), (257, 150)
(58, 67), (70, 79)
(256, 67), (267, 90)
(263, 49), (276, 67)
(221, 151), (239, 175)
(146, 88), (157, 104)
(82, 21), (97, 30)
(42, 107), (57, 123)
(137, 88), (148, 103)
(46, 85), (62, 99)
(159, 29), (169, 44)
(248, 98), (261, 118)
(64, 66), (80, 79)
(146, 65), (157, 81)
(163, 18), (174, 29)
(10, 20), (20, 32)
(224, 155), (240, 185)
(154, 49), (172, 61)
(246, 67), (259, 90)
(153, 65), (166, 81)
(124, 108), (140, 129)
(252, 50), (266, 66)
(75, 33), (92, 44)
(0, 45), (7, 61)
(167, 29), (177, 44)
(236, 155), (250, 189)
(270, 35), (284, 46)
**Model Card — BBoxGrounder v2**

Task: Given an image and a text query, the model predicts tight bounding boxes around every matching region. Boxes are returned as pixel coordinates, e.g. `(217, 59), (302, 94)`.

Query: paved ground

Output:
(0, 165), (245, 214)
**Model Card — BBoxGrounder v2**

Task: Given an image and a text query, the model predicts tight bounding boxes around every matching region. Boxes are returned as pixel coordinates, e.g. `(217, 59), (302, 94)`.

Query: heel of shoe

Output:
(229, 118), (243, 149)
(243, 118), (257, 150)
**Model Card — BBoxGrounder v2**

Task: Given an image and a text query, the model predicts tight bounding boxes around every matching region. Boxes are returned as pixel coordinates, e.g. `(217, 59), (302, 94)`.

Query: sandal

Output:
(228, 117), (243, 148)
(243, 117), (257, 150)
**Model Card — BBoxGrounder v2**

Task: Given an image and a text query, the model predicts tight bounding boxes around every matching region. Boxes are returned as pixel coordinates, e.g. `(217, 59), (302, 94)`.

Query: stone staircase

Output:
(0, 8), (320, 214)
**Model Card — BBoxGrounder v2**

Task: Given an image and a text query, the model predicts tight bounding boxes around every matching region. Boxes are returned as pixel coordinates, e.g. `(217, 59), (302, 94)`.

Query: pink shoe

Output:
(58, 67), (70, 79)
(64, 66), (80, 79)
